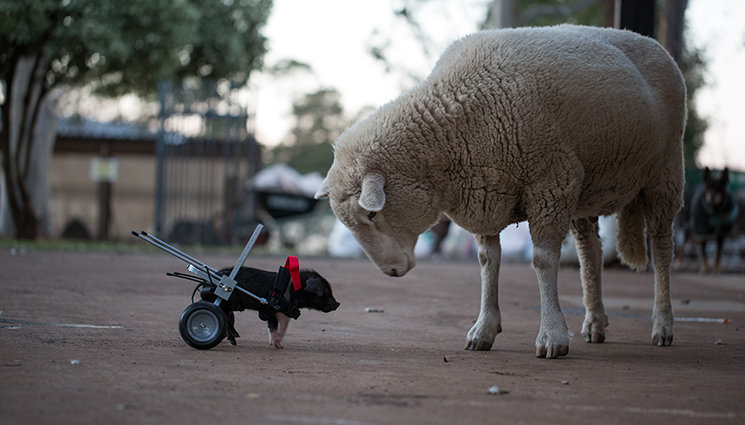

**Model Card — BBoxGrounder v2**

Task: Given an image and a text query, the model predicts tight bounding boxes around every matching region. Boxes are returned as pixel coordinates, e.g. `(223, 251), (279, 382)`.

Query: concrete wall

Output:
(50, 154), (156, 240)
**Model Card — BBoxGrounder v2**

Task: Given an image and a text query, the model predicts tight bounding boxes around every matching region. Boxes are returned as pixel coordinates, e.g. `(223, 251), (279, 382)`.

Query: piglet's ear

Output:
(304, 277), (324, 296)
(359, 173), (385, 212)
(314, 177), (330, 199)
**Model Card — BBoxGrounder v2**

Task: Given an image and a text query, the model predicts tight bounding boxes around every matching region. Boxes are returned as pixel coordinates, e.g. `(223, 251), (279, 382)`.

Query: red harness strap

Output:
(284, 256), (302, 292)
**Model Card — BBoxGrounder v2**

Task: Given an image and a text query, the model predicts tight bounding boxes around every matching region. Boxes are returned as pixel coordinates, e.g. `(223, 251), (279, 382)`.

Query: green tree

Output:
(482, 0), (607, 29)
(269, 87), (348, 175)
(0, 0), (271, 239)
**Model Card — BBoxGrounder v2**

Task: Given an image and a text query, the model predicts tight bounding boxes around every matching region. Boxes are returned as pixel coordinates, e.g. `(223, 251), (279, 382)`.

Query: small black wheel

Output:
(179, 301), (226, 350)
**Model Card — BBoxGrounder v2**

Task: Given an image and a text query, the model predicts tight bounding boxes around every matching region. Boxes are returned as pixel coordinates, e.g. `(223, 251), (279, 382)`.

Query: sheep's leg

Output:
(642, 153), (682, 347)
(465, 234), (502, 351)
(648, 227), (675, 346)
(644, 193), (677, 346)
(523, 157), (580, 358)
(531, 234), (571, 358)
(570, 217), (608, 343)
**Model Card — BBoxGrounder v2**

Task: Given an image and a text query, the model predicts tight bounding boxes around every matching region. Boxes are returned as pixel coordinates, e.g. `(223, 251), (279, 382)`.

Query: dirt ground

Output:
(1, 248), (743, 425)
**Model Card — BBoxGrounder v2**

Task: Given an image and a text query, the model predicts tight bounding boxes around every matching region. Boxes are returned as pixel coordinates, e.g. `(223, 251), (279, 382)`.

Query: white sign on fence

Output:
(90, 157), (118, 183)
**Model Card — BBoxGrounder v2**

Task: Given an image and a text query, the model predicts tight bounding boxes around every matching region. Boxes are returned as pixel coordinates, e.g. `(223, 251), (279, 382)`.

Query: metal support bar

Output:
(228, 223), (264, 280)
(133, 224), (267, 304)
(132, 231), (221, 281)
(233, 285), (267, 304)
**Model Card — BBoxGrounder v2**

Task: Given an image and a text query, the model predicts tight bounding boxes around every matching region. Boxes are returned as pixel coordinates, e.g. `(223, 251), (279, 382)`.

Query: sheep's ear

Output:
(359, 174), (385, 211)
(314, 177), (330, 199)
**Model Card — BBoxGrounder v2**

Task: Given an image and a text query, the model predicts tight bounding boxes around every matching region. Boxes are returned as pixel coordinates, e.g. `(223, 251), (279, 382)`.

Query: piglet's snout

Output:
(323, 300), (340, 312)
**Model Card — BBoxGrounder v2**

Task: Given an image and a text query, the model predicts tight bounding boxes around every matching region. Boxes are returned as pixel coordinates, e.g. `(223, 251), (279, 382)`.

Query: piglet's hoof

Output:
(535, 344), (569, 359)
(269, 340), (284, 349)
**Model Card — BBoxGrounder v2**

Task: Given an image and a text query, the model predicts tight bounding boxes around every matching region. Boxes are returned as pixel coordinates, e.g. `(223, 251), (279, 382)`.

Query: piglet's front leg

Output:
(267, 312), (291, 349)
(225, 311), (240, 346)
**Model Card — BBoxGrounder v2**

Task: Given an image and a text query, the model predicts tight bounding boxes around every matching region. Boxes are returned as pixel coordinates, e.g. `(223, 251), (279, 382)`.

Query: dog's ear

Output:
(304, 277), (325, 296)
(703, 167), (711, 183)
(721, 167), (729, 187)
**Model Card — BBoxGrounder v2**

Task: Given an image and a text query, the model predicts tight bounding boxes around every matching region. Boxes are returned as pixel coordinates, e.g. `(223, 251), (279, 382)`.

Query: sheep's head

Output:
(315, 170), (439, 277)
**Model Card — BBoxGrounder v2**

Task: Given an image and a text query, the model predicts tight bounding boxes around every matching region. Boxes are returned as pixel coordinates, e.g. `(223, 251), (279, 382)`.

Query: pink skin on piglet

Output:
(268, 312), (290, 349)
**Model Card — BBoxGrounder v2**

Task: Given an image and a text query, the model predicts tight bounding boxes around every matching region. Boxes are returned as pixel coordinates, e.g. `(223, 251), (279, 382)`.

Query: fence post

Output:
(154, 81), (169, 235)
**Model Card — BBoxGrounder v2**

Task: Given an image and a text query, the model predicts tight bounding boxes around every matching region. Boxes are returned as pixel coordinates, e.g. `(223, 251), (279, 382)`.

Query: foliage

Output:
(267, 88), (348, 175)
(266, 59), (313, 76)
(1, 0), (271, 96)
(509, 0), (606, 28)
(0, 0), (272, 239)
(268, 140), (335, 177)
(680, 46), (707, 168)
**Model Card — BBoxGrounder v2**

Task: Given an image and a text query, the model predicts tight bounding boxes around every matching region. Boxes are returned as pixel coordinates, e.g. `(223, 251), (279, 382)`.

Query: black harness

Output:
(170, 261), (301, 321)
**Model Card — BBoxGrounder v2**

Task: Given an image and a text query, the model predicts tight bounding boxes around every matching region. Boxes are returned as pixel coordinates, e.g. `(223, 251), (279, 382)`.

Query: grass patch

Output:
(0, 238), (270, 256)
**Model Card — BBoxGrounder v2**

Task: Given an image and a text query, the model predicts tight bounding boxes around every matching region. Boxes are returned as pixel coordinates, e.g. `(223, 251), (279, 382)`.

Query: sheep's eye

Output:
(367, 211), (377, 221)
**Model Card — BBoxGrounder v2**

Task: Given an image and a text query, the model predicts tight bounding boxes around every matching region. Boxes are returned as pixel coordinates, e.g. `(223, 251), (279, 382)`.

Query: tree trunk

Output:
(659, 0), (687, 65)
(1, 56), (57, 239)
(482, 0), (516, 29)
(617, 0), (656, 37)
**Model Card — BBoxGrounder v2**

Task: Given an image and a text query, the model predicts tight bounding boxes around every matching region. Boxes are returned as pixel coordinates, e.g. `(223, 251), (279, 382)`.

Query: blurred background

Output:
(1, 0), (743, 271)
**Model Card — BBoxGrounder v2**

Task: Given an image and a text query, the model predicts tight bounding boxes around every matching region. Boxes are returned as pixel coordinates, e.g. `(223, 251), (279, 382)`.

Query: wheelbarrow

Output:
(132, 224), (299, 349)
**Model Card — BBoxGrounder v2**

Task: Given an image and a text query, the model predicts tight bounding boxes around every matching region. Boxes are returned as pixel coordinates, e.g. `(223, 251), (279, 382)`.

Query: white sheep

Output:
(315, 25), (686, 358)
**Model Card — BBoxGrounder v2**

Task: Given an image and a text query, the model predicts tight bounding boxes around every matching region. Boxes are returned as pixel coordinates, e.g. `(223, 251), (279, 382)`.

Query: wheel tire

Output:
(179, 301), (226, 350)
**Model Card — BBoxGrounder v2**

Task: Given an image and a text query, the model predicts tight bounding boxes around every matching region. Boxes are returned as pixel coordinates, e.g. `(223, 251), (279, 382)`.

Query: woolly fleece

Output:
(317, 25), (686, 358)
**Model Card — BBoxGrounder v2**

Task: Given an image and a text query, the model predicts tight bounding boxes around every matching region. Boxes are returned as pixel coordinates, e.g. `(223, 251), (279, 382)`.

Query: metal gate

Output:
(154, 81), (261, 245)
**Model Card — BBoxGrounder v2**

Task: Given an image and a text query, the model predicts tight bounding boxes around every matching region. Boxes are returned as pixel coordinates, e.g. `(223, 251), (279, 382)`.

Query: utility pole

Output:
(616, 0), (656, 37)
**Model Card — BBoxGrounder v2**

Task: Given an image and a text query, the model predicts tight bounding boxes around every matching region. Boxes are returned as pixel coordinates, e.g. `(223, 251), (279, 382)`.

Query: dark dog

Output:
(201, 267), (339, 348)
(679, 167), (739, 273)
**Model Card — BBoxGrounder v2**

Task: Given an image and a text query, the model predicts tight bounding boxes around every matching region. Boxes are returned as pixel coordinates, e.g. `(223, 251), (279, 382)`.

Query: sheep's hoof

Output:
(581, 316), (607, 343)
(464, 320), (501, 351)
(465, 338), (493, 351)
(536, 344), (569, 359)
(652, 330), (673, 347)
(652, 310), (674, 346)
(584, 331), (605, 343)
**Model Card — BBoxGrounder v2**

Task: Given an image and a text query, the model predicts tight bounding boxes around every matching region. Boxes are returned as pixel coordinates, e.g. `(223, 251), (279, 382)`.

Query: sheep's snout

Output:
(383, 266), (407, 278)
(343, 222), (417, 278)
(377, 252), (414, 278)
